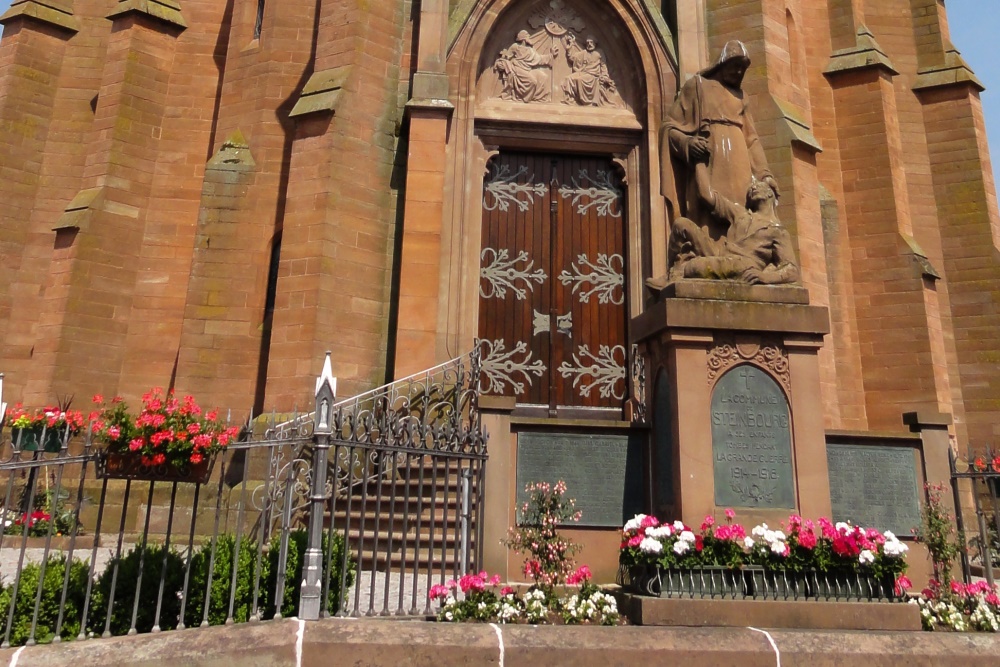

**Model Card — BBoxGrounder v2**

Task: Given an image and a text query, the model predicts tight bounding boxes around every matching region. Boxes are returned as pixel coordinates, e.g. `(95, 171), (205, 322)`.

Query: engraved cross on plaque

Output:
(740, 367), (755, 390)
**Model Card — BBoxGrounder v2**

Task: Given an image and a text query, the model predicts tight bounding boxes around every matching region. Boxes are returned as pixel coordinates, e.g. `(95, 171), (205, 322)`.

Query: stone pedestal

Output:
(633, 281), (831, 529)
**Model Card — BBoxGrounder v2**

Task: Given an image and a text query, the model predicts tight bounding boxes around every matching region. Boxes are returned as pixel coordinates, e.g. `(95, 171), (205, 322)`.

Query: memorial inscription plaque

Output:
(516, 432), (643, 527)
(827, 444), (921, 536)
(711, 365), (795, 508)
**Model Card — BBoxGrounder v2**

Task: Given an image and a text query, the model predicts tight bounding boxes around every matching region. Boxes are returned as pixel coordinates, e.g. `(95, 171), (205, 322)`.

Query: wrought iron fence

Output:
(0, 348), (487, 647)
(950, 447), (1000, 588)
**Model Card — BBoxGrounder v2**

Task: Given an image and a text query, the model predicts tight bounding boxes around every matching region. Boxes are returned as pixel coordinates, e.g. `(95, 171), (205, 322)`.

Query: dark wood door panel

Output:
(479, 151), (627, 414)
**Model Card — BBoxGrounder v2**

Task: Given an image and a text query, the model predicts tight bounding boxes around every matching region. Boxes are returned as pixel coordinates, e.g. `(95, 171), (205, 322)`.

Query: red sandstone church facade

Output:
(0, 0), (997, 453)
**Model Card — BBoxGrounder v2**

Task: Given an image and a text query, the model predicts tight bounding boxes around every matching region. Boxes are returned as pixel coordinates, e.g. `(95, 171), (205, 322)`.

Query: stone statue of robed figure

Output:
(658, 41), (800, 286)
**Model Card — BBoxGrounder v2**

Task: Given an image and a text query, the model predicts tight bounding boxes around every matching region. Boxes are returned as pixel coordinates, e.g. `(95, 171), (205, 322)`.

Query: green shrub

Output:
(88, 544), (186, 636)
(262, 529), (355, 618)
(184, 533), (270, 627)
(0, 555), (90, 646)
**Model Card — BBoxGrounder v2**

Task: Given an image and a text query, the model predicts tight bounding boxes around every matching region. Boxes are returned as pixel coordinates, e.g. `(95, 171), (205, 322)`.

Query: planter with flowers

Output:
(619, 510), (910, 602)
(619, 510), (753, 599)
(4, 404), (85, 453)
(91, 390), (239, 484)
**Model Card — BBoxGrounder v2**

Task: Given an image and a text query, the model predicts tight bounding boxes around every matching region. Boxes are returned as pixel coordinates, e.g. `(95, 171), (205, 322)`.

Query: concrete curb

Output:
(0, 619), (996, 666)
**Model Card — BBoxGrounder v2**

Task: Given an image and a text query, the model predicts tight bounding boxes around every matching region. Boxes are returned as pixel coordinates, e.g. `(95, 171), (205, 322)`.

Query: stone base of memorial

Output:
(632, 281), (832, 527)
(616, 592), (922, 631)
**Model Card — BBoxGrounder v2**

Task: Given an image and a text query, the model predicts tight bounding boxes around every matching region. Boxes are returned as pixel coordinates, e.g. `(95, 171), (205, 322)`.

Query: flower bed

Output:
(618, 510), (909, 602)
(429, 567), (619, 625)
(914, 580), (1000, 632)
(431, 481), (622, 626)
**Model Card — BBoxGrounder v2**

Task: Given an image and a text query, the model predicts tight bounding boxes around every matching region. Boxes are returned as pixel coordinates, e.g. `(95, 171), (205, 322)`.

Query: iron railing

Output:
(0, 348), (487, 647)
(950, 446), (1000, 588)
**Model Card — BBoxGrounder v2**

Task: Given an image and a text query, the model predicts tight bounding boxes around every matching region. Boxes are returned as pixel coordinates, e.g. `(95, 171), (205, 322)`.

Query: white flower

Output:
(673, 540), (690, 555)
(883, 539), (908, 557)
(763, 529), (777, 544)
(770, 540), (787, 555)
(773, 530), (786, 541)
(673, 520), (685, 531)
(752, 523), (768, 538)
(679, 530), (696, 543)
(858, 549), (875, 565)
(639, 537), (663, 554)
(624, 514), (647, 532)
(883, 531), (897, 541)
(743, 536), (755, 550)
(835, 521), (851, 533)
(646, 526), (672, 539)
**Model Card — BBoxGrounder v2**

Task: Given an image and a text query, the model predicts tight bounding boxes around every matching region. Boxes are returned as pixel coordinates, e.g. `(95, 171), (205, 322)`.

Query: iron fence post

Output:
(300, 352), (337, 620)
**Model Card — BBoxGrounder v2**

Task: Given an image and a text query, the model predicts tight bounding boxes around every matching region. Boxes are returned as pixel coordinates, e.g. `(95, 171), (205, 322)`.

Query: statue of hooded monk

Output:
(660, 41), (780, 246)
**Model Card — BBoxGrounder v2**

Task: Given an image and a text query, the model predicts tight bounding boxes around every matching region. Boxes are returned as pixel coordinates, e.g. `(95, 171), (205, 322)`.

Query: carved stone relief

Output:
(707, 336), (791, 395)
(489, 0), (625, 109)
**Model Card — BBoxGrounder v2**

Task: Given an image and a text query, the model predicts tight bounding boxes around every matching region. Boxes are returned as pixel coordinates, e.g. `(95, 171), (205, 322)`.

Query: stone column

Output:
(265, 0), (408, 407)
(24, 2), (186, 405)
(912, 13), (1000, 449)
(392, 0), (453, 377)
(0, 1), (78, 396)
(823, 27), (954, 430)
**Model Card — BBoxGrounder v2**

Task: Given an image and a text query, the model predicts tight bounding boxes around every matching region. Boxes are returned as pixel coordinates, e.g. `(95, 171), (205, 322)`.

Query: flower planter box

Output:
(744, 567), (810, 600)
(620, 565), (748, 599)
(812, 571), (896, 602)
(10, 427), (64, 453)
(658, 566), (748, 599)
(96, 451), (215, 484)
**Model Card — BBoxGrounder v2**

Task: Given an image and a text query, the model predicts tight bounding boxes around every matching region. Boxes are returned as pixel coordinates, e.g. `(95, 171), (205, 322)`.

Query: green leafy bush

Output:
(88, 544), (186, 636)
(0, 555), (90, 645)
(184, 533), (270, 626)
(262, 528), (355, 618)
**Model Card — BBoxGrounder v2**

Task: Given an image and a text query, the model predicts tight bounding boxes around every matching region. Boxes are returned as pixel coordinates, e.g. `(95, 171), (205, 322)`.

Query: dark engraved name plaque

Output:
(516, 432), (643, 527)
(827, 444), (921, 535)
(711, 365), (795, 508)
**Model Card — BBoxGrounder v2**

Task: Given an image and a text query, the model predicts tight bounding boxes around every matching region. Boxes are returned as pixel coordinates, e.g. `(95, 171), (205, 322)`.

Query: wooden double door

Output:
(478, 151), (628, 415)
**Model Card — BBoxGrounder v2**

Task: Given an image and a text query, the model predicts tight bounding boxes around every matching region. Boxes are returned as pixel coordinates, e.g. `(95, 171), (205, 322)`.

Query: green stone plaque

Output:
(711, 365), (795, 508)
(827, 444), (921, 535)
(516, 431), (644, 527)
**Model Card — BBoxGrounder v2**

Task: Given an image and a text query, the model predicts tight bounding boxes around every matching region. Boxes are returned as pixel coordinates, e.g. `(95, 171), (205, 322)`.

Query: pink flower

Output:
(501, 586), (515, 596)
(798, 530), (817, 550)
(128, 438), (144, 452)
(566, 565), (592, 585)
(725, 508), (736, 520)
(429, 584), (450, 601)
(108, 426), (121, 439)
(894, 575), (912, 596)
(92, 394), (104, 405)
(701, 515), (715, 531)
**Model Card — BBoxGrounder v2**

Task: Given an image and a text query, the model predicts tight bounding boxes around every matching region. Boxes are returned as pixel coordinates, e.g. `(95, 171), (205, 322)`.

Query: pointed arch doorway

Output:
(478, 150), (629, 418)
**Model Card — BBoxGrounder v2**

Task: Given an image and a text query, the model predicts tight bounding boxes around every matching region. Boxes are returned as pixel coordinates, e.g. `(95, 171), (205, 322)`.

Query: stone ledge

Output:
(619, 593), (921, 631)
(632, 297), (831, 343)
(646, 278), (811, 305)
(824, 26), (898, 77)
(0, 0), (78, 33)
(106, 0), (186, 30)
(1, 617), (999, 667)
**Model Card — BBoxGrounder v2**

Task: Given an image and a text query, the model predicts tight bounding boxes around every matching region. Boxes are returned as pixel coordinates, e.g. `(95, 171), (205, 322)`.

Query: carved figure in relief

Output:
(560, 35), (624, 108)
(661, 41), (780, 239)
(670, 173), (799, 284)
(494, 30), (555, 103)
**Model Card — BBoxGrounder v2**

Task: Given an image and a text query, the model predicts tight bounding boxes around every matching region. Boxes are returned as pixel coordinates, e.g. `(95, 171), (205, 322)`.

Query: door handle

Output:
(533, 310), (573, 338)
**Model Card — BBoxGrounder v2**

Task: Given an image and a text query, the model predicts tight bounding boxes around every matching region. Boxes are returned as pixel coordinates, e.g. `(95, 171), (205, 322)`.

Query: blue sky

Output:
(0, 1), (996, 169)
